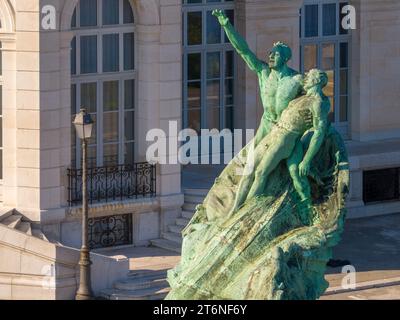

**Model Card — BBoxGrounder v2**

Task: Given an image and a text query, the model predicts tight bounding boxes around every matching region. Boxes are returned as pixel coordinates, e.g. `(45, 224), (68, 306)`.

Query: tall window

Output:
(300, 0), (350, 138)
(182, 0), (235, 134)
(71, 0), (135, 168)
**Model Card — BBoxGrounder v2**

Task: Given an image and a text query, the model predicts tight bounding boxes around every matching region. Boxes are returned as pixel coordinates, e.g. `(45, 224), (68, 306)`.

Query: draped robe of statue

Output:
(165, 101), (349, 300)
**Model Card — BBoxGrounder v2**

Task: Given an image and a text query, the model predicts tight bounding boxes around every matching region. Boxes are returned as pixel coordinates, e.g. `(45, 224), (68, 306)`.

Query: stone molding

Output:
(60, 0), (160, 31)
(0, 0), (15, 33)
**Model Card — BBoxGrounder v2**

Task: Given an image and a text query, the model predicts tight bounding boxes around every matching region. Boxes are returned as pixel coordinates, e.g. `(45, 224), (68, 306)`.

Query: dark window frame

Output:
(363, 168), (400, 204)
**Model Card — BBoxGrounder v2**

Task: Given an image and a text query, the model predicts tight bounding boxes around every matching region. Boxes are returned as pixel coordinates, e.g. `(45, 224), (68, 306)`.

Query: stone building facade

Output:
(0, 0), (400, 298)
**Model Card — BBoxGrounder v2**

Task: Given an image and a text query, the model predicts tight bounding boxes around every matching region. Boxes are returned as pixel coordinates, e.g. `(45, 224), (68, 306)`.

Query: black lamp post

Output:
(73, 108), (94, 300)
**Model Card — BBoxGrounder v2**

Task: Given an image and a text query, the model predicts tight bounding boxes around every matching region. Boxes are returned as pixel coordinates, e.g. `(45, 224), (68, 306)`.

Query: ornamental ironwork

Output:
(88, 214), (132, 249)
(67, 162), (156, 206)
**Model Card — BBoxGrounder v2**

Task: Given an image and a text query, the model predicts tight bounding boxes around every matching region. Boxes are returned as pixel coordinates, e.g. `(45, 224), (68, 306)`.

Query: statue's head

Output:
(268, 42), (292, 70)
(304, 69), (328, 91)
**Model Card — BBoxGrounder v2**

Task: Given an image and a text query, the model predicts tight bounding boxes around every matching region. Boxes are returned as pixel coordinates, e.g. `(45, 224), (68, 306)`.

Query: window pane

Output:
(225, 51), (234, 77)
(71, 37), (76, 75)
(104, 113), (119, 143)
(188, 109), (201, 133)
(225, 107), (233, 131)
(207, 52), (220, 79)
(305, 5), (318, 37)
(206, 11), (221, 44)
(303, 44), (317, 72)
(323, 3), (336, 36)
(124, 33), (135, 70)
(103, 144), (118, 166)
(340, 96), (348, 122)
(225, 79), (234, 106)
(81, 83), (97, 113)
(124, 142), (134, 164)
(87, 146), (97, 168)
(125, 110), (135, 141)
(80, 35), (97, 74)
(123, 0), (134, 24)
(80, 0), (97, 27)
(187, 12), (202, 45)
(103, 34), (119, 72)
(207, 80), (220, 108)
(124, 80), (135, 110)
(340, 69), (348, 95)
(340, 42), (348, 68)
(103, 81), (119, 111)
(103, 0), (119, 25)
(207, 107), (219, 130)
(188, 82), (201, 108)
(322, 43), (335, 70)
(188, 53), (201, 80)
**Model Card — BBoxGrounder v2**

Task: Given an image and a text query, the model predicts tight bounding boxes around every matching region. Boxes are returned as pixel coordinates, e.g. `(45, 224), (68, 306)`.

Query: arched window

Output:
(71, 0), (135, 168)
(300, 0), (351, 138)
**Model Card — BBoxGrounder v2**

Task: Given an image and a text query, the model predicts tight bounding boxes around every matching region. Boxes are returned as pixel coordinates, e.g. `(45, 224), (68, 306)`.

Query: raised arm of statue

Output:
(212, 9), (268, 74)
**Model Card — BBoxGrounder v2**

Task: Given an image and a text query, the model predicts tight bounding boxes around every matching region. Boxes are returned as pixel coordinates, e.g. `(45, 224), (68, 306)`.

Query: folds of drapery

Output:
(166, 127), (349, 300)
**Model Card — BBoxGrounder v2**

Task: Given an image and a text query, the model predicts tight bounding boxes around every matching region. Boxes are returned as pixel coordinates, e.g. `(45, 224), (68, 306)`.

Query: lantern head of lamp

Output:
(73, 108), (94, 140)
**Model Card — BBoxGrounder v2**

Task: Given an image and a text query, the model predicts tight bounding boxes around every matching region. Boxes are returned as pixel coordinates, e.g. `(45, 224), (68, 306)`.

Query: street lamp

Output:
(73, 108), (94, 300)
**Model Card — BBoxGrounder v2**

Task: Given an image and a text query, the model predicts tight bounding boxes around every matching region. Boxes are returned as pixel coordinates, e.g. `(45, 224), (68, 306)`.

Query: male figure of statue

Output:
(230, 69), (331, 224)
(213, 10), (303, 146)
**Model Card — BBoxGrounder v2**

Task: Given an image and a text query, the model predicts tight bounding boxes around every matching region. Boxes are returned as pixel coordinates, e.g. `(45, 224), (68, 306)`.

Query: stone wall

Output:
(0, 0), (183, 243)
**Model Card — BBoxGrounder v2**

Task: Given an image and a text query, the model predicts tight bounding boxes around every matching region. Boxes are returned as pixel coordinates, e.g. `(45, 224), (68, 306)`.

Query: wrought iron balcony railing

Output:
(67, 162), (156, 206)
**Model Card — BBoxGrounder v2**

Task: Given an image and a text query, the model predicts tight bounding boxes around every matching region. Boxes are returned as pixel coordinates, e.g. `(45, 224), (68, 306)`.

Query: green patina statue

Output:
(212, 10), (303, 145)
(165, 10), (349, 300)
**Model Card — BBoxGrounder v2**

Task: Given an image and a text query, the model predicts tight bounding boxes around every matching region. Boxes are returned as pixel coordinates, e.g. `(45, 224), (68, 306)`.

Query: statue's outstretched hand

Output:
(212, 9), (229, 26)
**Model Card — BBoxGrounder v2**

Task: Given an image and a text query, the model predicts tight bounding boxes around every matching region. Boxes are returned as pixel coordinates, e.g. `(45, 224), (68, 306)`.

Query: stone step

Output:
(184, 189), (208, 196)
(114, 274), (168, 291)
(128, 268), (167, 279)
(99, 285), (170, 300)
(182, 210), (195, 219)
(168, 224), (184, 234)
(0, 209), (13, 222)
(162, 232), (182, 244)
(176, 217), (190, 227)
(32, 228), (48, 241)
(184, 194), (206, 204)
(150, 238), (181, 254)
(17, 221), (32, 236)
(1, 214), (22, 229)
(182, 202), (197, 212)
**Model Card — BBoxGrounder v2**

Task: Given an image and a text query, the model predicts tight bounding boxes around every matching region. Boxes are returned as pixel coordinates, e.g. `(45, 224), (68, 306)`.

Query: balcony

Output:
(67, 162), (156, 207)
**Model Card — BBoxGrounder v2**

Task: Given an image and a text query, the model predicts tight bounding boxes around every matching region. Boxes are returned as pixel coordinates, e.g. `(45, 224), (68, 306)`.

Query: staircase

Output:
(98, 189), (208, 300)
(0, 208), (48, 241)
(150, 189), (208, 253)
(99, 268), (171, 300)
